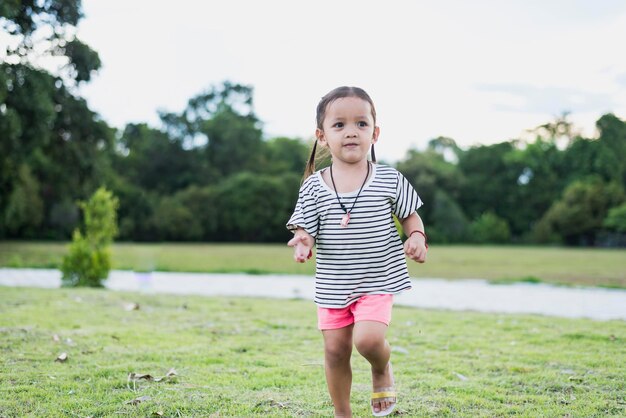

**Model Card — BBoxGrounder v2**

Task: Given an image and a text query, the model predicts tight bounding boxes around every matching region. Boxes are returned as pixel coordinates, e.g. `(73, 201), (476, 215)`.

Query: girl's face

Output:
(316, 97), (379, 166)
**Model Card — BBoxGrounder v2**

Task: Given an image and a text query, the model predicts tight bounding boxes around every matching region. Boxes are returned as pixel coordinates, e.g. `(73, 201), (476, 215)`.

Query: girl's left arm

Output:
(400, 212), (427, 263)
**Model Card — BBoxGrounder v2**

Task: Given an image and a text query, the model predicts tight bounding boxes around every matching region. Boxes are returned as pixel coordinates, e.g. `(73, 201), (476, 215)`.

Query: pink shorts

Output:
(317, 294), (394, 330)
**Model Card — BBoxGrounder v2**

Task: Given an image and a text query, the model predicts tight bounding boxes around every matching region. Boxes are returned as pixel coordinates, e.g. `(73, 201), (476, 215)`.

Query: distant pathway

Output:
(1, 268), (626, 321)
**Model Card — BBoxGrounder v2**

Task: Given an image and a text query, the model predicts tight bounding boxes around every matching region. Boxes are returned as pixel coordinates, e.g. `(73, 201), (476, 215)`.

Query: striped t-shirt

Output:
(287, 163), (423, 308)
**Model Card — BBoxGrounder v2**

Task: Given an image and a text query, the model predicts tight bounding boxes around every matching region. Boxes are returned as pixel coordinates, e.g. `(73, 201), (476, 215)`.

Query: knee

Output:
(324, 339), (352, 364)
(354, 334), (386, 358)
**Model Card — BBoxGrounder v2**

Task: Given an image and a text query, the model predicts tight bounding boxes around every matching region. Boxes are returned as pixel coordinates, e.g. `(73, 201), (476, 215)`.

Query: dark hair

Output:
(303, 86), (377, 179)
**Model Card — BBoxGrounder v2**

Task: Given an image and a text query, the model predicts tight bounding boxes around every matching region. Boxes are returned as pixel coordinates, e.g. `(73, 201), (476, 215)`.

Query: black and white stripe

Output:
(287, 164), (423, 308)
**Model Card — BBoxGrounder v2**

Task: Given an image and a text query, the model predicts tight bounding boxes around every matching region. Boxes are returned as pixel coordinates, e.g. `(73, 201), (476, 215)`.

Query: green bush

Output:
(603, 203), (626, 233)
(539, 177), (625, 245)
(470, 212), (511, 243)
(61, 187), (119, 287)
(215, 172), (299, 242)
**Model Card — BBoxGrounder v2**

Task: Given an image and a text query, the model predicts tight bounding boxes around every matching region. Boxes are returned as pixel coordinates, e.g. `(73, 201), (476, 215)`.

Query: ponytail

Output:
(303, 140), (318, 181)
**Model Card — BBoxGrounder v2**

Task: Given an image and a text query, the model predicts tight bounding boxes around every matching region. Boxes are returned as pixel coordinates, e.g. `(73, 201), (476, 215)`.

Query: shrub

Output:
(470, 212), (511, 244)
(61, 187), (119, 287)
(603, 203), (626, 233)
(539, 177), (625, 245)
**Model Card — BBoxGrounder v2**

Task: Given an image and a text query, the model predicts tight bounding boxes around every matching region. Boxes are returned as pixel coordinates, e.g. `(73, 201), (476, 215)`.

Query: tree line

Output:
(2, 1), (625, 246)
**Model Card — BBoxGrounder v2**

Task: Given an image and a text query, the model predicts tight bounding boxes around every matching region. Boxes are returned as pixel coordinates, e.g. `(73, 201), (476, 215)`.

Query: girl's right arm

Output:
(287, 228), (315, 263)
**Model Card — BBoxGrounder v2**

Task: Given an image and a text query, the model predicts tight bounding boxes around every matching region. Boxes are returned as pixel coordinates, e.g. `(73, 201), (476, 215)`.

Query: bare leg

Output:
(353, 321), (395, 415)
(322, 325), (354, 417)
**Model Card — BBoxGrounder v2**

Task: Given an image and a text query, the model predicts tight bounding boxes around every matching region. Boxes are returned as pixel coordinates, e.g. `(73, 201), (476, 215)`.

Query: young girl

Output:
(286, 86), (427, 417)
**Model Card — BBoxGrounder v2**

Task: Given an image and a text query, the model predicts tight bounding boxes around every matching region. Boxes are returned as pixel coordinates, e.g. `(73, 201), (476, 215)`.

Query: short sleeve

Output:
(286, 179), (319, 238)
(392, 171), (423, 219)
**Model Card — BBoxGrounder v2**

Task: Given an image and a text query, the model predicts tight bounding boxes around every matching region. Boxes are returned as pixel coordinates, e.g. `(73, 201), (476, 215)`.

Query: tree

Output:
(261, 136), (310, 176)
(539, 177), (625, 245)
(115, 123), (204, 194)
(427, 136), (463, 163)
(1, 0), (112, 239)
(469, 212), (511, 244)
(214, 172), (300, 242)
(506, 138), (567, 236)
(596, 113), (626, 184)
(396, 148), (464, 229)
(174, 186), (220, 240)
(61, 187), (119, 287)
(1, 0), (101, 84)
(150, 195), (202, 241)
(457, 142), (523, 233)
(3, 164), (44, 237)
(562, 137), (622, 184)
(429, 190), (469, 243)
(106, 174), (157, 241)
(603, 203), (626, 233)
(201, 106), (264, 177)
(526, 111), (580, 149)
(159, 81), (264, 179)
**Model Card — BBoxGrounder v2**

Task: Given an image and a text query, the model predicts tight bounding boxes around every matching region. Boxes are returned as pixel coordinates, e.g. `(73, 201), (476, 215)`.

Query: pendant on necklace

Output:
(340, 212), (351, 228)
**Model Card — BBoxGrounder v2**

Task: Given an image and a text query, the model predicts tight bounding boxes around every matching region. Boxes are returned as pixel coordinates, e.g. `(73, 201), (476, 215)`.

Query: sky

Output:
(72, 0), (626, 162)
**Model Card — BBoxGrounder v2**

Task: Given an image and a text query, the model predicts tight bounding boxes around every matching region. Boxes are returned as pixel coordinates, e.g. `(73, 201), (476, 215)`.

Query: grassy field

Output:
(1, 241), (625, 288)
(1, 286), (624, 417)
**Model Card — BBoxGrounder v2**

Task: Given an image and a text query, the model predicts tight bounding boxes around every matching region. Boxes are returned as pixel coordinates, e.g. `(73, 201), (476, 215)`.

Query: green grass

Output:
(1, 241), (626, 288)
(1, 286), (625, 417)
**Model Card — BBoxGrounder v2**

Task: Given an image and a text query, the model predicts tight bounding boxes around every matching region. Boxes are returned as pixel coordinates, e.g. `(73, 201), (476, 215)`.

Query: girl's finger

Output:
(287, 235), (302, 247)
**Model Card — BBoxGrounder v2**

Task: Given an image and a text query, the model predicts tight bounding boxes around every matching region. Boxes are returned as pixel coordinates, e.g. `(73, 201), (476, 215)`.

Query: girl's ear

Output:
(316, 128), (327, 146)
(372, 126), (380, 144)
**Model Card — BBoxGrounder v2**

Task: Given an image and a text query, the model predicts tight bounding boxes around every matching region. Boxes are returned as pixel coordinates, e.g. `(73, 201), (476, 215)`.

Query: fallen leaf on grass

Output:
(127, 373), (152, 391)
(129, 373), (154, 381)
(152, 411), (164, 416)
(129, 368), (177, 383)
(125, 395), (151, 405)
(128, 368), (178, 390)
(55, 352), (68, 362)
(52, 334), (60, 342)
(154, 368), (177, 382)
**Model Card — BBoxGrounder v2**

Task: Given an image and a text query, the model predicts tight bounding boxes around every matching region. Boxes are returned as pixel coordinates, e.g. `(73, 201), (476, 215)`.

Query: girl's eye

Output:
(333, 122), (344, 128)
(358, 121), (368, 127)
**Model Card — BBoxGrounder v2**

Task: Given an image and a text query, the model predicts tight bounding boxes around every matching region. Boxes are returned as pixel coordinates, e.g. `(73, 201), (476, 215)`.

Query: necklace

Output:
(329, 162), (370, 228)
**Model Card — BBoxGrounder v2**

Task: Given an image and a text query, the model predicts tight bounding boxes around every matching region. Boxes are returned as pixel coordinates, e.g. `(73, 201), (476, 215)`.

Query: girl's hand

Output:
(404, 233), (427, 263)
(287, 229), (314, 263)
